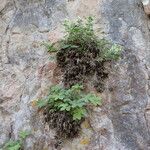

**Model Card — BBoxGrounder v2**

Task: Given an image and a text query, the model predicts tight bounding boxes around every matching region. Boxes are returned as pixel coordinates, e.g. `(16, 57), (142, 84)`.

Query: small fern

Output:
(3, 140), (21, 150)
(101, 41), (122, 61)
(37, 84), (101, 121)
(2, 130), (30, 150)
(36, 84), (101, 139)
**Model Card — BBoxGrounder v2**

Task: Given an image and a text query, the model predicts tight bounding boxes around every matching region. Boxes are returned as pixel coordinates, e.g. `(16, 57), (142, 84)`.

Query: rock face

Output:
(0, 0), (150, 150)
(142, 0), (150, 15)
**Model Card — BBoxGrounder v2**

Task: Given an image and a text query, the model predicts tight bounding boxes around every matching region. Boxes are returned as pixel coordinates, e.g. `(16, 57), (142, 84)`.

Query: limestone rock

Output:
(142, 0), (150, 15)
(0, 0), (150, 150)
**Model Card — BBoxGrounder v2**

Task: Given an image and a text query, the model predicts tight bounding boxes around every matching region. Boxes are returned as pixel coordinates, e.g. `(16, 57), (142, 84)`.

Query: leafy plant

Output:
(38, 17), (123, 142)
(99, 39), (122, 61)
(62, 16), (97, 52)
(37, 84), (101, 121)
(42, 42), (57, 52)
(3, 140), (21, 150)
(52, 16), (122, 60)
(2, 130), (30, 150)
(43, 17), (122, 61)
(53, 17), (122, 90)
(37, 84), (101, 140)
(42, 17), (122, 90)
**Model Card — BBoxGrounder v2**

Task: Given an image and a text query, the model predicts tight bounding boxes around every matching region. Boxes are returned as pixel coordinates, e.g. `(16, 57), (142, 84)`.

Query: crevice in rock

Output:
(8, 124), (14, 139)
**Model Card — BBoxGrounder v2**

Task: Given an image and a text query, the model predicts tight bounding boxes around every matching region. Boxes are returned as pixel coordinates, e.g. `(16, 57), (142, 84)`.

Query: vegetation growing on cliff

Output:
(46, 17), (122, 91)
(39, 17), (122, 147)
(37, 84), (101, 139)
(2, 131), (30, 150)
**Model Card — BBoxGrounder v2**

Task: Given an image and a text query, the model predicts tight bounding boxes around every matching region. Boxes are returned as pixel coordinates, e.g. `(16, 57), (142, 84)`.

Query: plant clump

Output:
(39, 17), (122, 146)
(46, 17), (122, 91)
(2, 131), (30, 150)
(37, 84), (101, 140)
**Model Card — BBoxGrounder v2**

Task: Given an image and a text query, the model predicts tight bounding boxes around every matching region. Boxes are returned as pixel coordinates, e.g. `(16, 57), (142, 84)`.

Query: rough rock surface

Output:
(0, 0), (150, 150)
(142, 0), (150, 15)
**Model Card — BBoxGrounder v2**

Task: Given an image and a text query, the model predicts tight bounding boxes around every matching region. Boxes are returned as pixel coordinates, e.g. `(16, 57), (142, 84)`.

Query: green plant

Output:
(3, 140), (21, 150)
(37, 84), (101, 121)
(51, 17), (122, 90)
(37, 84), (101, 139)
(99, 39), (122, 61)
(62, 16), (97, 52)
(42, 42), (57, 52)
(2, 131), (30, 150)
(38, 17), (122, 143)
(54, 16), (121, 60)
(44, 17), (122, 61)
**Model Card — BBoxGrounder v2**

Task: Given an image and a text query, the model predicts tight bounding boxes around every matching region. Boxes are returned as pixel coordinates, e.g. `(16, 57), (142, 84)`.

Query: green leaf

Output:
(102, 43), (122, 61)
(84, 94), (101, 106)
(4, 140), (21, 150)
(70, 84), (83, 95)
(50, 85), (62, 93)
(65, 107), (71, 111)
(70, 100), (85, 108)
(59, 103), (71, 111)
(55, 92), (66, 100)
(7, 143), (21, 150)
(72, 108), (87, 120)
(38, 84), (102, 122)
(61, 44), (79, 49)
(36, 99), (48, 108)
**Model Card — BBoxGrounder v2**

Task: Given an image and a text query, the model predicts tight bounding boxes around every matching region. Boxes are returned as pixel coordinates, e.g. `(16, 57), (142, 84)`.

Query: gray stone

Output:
(0, 0), (150, 149)
(142, 0), (150, 15)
